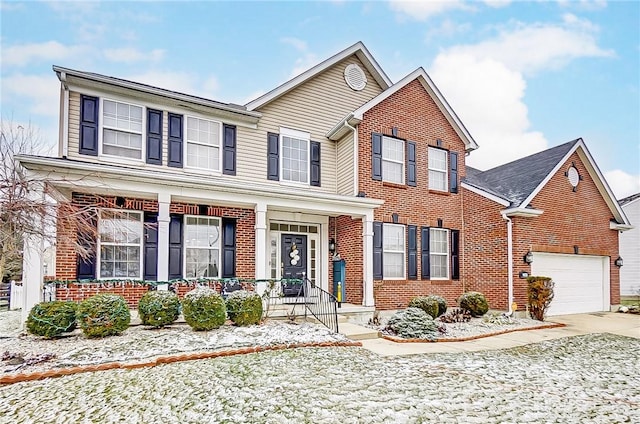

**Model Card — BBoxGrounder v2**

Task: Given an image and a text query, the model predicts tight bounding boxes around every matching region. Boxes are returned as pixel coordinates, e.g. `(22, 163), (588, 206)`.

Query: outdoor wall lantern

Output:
(329, 238), (336, 254)
(615, 256), (624, 267)
(523, 251), (534, 264)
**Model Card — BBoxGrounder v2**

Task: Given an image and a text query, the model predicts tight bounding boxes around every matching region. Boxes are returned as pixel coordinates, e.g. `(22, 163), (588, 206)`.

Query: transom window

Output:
(383, 223), (405, 279)
(428, 147), (448, 191)
(184, 216), (221, 278)
(98, 210), (143, 279)
(102, 99), (143, 159)
(281, 128), (310, 184)
(186, 117), (221, 171)
(430, 228), (449, 279)
(382, 136), (404, 184)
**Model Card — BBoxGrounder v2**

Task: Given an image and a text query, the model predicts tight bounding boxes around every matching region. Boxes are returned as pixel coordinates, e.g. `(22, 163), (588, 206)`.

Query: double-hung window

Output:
(382, 136), (404, 184)
(186, 116), (221, 171)
(428, 147), (448, 191)
(280, 128), (310, 184)
(430, 228), (449, 279)
(98, 210), (143, 278)
(184, 216), (221, 278)
(102, 99), (143, 159)
(383, 223), (405, 279)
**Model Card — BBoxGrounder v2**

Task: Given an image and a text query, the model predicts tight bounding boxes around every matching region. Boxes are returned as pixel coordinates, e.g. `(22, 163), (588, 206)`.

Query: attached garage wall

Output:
(531, 253), (609, 316)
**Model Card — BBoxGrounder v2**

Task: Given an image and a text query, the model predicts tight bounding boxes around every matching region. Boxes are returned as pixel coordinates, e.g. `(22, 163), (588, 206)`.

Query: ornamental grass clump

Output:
(408, 296), (439, 319)
(226, 290), (263, 326)
(26, 301), (78, 338)
(527, 276), (554, 321)
(77, 294), (131, 338)
(182, 287), (226, 331)
(137, 290), (180, 328)
(385, 307), (437, 340)
(458, 291), (489, 317)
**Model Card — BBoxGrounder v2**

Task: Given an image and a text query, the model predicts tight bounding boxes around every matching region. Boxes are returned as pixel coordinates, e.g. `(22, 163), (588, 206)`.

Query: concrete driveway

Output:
(549, 312), (640, 339)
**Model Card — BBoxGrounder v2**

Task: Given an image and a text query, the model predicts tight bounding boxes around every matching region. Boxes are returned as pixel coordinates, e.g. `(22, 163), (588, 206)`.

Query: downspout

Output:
(501, 212), (514, 314)
(60, 72), (69, 158)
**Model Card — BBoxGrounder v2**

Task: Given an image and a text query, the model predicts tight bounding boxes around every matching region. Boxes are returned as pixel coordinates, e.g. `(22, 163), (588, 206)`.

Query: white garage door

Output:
(531, 253), (609, 316)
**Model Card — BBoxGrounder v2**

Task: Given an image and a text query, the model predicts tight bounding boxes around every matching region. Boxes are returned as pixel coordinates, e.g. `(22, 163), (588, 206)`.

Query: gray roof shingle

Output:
(619, 192), (640, 206)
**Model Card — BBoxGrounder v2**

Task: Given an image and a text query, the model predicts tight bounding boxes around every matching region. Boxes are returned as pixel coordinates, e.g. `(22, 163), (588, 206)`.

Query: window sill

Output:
(428, 189), (451, 196)
(383, 182), (407, 190)
(430, 279), (453, 285)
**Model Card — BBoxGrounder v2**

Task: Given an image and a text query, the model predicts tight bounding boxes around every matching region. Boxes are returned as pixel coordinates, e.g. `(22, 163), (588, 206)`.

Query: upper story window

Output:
(184, 216), (221, 278)
(430, 228), (449, 279)
(280, 128), (310, 184)
(102, 99), (143, 160)
(382, 136), (404, 184)
(98, 210), (143, 279)
(186, 116), (221, 171)
(428, 147), (448, 191)
(383, 223), (405, 279)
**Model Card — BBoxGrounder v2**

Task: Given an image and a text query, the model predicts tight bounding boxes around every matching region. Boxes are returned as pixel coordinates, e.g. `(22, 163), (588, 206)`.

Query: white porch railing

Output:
(10, 280), (23, 310)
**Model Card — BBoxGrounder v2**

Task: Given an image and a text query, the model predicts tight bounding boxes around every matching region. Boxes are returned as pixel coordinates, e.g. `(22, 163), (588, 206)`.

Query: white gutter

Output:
(610, 222), (634, 232)
(501, 207), (543, 217)
(501, 212), (514, 314)
(60, 72), (69, 157)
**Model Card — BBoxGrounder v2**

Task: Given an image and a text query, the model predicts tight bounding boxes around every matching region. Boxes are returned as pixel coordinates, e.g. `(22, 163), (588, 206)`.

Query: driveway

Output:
(549, 312), (640, 339)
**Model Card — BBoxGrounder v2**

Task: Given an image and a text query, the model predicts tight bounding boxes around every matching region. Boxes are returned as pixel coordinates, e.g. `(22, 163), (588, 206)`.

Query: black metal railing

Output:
(300, 275), (339, 333)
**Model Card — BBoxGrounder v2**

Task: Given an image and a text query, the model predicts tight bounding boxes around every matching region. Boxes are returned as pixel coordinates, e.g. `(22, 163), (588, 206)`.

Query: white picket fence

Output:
(10, 280), (23, 310)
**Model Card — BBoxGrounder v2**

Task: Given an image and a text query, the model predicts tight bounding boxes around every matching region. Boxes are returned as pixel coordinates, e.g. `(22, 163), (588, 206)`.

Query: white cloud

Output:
(280, 37), (308, 52)
(279, 37), (318, 78)
(484, 0), (511, 7)
(425, 19), (472, 41)
(388, 0), (473, 21)
(126, 71), (219, 100)
(0, 2), (24, 11)
(1, 74), (60, 117)
(2, 41), (87, 67)
(604, 169), (640, 200)
(557, 0), (607, 11)
(103, 47), (165, 63)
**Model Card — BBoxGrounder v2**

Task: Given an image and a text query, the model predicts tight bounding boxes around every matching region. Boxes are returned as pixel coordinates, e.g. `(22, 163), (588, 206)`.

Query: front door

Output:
(281, 234), (307, 296)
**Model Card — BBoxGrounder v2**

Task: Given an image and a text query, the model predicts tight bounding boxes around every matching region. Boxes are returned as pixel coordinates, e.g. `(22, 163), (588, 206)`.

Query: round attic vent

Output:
(344, 64), (367, 91)
(567, 166), (580, 187)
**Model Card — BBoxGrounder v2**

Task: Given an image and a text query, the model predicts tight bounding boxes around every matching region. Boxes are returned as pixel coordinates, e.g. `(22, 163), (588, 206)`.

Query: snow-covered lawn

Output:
(2, 333), (638, 423)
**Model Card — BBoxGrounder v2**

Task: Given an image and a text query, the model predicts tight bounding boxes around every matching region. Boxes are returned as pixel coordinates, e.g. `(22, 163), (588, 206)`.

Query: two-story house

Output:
(17, 42), (630, 319)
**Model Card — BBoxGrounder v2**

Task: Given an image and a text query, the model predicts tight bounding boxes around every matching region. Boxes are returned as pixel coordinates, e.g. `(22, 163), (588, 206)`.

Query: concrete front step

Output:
(338, 322), (380, 341)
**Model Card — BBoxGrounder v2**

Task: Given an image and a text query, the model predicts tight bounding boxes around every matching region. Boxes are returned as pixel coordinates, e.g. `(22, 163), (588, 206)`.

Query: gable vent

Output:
(344, 64), (367, 91)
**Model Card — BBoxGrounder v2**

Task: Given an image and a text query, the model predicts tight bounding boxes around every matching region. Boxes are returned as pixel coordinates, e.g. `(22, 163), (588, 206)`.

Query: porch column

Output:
(362, 211), (375, 307)
(21, 186), (45, 324)
(254, 202), (268, 279)
(156, 193), (171, 281)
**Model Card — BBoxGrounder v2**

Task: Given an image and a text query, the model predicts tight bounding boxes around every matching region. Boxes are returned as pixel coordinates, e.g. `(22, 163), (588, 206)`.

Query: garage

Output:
(531, 253), (609, 316)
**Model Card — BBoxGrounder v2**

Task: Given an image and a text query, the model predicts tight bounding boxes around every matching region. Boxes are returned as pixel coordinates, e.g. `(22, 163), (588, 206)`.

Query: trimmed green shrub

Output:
(459, 291), (489, 317)
(427, 295), (447, 317)
(408, 296), (439, 319)
(26, 301), (78, 338)
(77, 294), (131, 338)
(385, 307), (437, 340)
(527, 276), (554, 321)
(137, 290), (180, 328)
(226, 290), (263, 326)
(182, 287), (226, 331)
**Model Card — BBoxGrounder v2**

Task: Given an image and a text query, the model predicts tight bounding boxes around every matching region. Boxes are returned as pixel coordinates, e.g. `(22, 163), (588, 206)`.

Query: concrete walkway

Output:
(353, 312), (639, 356)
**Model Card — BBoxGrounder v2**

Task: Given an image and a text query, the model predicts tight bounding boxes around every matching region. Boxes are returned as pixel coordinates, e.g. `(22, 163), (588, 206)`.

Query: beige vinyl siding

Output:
(336, 132), (355, 195)
(67, 91), (81, 159)
(237, 55), (383, 193)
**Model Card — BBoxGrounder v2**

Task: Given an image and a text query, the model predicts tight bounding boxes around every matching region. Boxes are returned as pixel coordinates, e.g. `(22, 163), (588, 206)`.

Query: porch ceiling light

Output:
(615, 256), (623, 267)
(523, 251), (533, 264)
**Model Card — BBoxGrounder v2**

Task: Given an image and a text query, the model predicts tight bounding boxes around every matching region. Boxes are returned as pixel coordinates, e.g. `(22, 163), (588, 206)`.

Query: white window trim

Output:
(383, 223), (406, 280)
(279, 127), (311, 186)
(98, 97), (146, 164)
(428, 147), (448, 192)
(382, 136), (405, 184)
(430, 228), (449, 280)
(96, 209), (143, 280)
(183, 215), (222, 278)
(184, 115), (223, 173)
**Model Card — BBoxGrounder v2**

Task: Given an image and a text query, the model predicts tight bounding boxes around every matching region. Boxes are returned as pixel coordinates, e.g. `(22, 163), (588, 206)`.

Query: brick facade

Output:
(355, 79), (468, 310)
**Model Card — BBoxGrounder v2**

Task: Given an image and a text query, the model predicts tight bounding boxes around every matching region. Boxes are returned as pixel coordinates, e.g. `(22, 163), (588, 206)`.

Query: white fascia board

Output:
(501, 207), (544, 217)
(610, 222), (634, 232)
(326, 114), (362, 140)
(461, 182), (510, 206)
(17, 156), (384, 215)
(520, 139), (631, 226)
(245, 41), (392, 111)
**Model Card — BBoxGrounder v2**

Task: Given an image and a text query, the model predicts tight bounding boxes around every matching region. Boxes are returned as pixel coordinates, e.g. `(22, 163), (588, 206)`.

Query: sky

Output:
(1, 0), (639, 198)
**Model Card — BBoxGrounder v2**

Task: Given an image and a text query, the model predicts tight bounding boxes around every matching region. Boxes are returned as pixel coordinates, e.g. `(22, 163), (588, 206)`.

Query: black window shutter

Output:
(221, 218), (236, 278)
(168, 113), (183, 168)
(408, 225), (417, 279)
(76, 215), (97, 279)
(310, 141), (321, 186)
(421, 227), (430, 280)
(146, 109), (163, 165)
(373, 222), (383, 279)
(451, 229), (460, 280)
(372, 133), (382, 181)
(143, 212), (158, 281)
(79, 95), (99, 156)
(267, 132), (279, 181)
(223, 124), (237, 175)
(168, 214), (183, 279)
(407, 141), (416, 187)
(449, 151), (459, 193)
